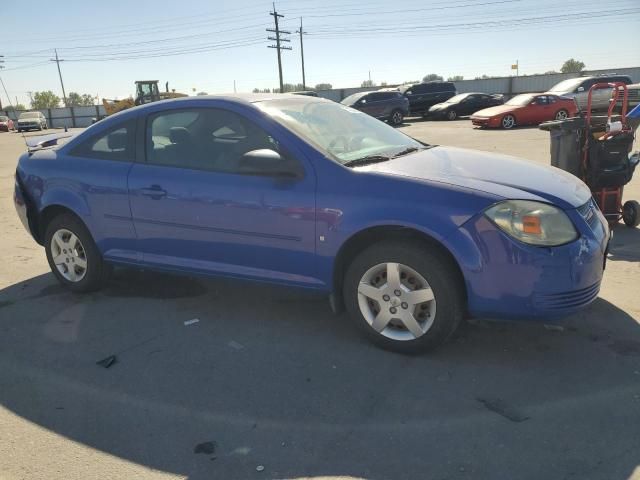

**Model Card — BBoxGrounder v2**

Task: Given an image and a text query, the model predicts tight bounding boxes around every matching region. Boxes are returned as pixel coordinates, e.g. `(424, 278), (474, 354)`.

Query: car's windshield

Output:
(445, 93), (471, 103)
(257, 98), (424, 164)
(506, 94), (535, 106)
(19, 112), (40, 119)
(548, 78), (585, 93)
(0, 116), (8, 122)
(340, 92), (367, 106)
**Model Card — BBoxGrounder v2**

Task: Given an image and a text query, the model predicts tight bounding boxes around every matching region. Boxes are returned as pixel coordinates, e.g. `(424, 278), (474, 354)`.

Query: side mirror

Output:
(239, 149), (301, 178)
(359, 99), (367, 104)
(405, 91), (412, 95)
(577, 87), (585, 92)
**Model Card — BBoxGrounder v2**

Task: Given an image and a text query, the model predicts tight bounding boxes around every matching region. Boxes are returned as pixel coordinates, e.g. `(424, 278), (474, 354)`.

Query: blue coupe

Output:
(13, 94), (610, 352)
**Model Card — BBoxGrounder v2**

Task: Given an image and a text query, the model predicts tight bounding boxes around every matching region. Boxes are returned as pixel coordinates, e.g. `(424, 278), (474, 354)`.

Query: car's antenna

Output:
(0, 75), (29, 148)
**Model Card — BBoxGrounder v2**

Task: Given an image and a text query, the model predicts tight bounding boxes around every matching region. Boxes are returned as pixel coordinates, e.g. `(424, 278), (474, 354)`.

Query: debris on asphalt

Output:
(477, 397), (530, 423)
(184, 318), (200, 326)
(256, 465), (265, 472)
(544, 324), (565, 332)
(96, 355), (117, 368)
(228, 340), (244, 350)
(194, 441), (217, 455)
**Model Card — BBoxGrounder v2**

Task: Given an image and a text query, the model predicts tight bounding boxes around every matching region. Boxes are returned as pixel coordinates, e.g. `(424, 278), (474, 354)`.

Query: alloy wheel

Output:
(391, 110), (403, 125)
(50, 228), (88, 282)
(356, 262), (436, 341)
(555, 110), (568, 120)
(502, 115), (515, 129)
(447, 110), (457, 120)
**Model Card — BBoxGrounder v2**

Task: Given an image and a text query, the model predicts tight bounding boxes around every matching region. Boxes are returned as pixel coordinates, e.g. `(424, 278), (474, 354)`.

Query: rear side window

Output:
(69, 119), (136, 162)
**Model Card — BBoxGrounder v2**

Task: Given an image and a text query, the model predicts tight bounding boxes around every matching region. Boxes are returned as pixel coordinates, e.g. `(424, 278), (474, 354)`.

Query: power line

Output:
(267, 3), (292, 93)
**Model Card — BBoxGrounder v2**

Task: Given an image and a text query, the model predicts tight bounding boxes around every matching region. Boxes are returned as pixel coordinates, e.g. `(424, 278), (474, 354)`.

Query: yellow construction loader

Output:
(102, 80), (187, 116)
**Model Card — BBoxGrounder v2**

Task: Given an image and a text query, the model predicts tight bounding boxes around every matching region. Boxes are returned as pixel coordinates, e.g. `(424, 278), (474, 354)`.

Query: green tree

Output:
(32, 91), (60, 109)
(66, 92), (96, 107)
(560, 58), (585, 74)
(314, 83), (332, 90)
(80, 94), (95, 105)
(2, 103), (26, 111)
(423, 73), (443, 82)
(447, 75), (464, 81)
(361, 79), (375, 87)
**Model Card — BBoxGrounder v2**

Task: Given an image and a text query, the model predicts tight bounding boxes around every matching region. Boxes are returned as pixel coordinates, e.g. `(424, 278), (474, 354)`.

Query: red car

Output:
(470, 93), (577, 129)
(0, 115), (15, 132)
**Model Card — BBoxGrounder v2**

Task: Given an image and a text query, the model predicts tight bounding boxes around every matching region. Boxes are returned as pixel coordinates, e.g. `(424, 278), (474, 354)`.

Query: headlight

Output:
(484, 200), (578, 246)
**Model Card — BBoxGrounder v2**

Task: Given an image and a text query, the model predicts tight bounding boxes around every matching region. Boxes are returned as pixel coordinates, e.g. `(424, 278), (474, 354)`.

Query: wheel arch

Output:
(330, 225), (467, 312)
(36, 204), (90, 245)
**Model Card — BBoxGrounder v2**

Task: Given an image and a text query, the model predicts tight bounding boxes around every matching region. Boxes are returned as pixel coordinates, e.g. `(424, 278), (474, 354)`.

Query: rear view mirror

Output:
(239, 149), (301, 178)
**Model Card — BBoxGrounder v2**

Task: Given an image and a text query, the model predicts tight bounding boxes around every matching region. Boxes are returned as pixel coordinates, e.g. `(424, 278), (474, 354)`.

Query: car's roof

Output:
(164, 93), (328, 104)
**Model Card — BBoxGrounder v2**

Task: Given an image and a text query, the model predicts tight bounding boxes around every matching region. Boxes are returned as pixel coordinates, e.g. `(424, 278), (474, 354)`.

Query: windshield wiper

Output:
(343, 155), (391, 167)
(392, 147), (421, 158)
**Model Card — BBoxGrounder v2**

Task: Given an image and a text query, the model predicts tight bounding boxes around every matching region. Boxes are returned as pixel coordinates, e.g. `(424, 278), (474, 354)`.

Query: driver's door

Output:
(527, 95), (553, 124)
(127, 106), (319, 286)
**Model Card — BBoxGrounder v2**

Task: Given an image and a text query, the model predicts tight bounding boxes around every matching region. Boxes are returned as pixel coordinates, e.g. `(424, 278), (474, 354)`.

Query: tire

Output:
(555, 109), (569, 120)
(622, 200), (640, 228)
(44, 213), (111, 292)
(446, 109), (458, 121)
(389, 109), (404, 126)
(501, 114), (516, 129)
(343, 240), (464, 354)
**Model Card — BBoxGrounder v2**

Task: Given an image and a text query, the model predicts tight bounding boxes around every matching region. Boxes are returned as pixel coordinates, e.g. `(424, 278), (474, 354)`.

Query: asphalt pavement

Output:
(0, 122), (639, 480)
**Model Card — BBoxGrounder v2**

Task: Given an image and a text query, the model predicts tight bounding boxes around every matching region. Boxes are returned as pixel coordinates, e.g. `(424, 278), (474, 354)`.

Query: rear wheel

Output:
(343, 241), (464, 353)
(45, 214), (111, 292)
(501, 114), (516, 129)
(622, 200), (640, 228)
(555, 109), (569, 120)
(446, 109), (458, 121)
(389, 109), (404, 126)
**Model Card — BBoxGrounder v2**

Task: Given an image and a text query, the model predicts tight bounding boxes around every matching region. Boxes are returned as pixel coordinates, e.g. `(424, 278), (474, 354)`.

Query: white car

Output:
(546, 74), (632, 112)
(17, 111), (48, 132)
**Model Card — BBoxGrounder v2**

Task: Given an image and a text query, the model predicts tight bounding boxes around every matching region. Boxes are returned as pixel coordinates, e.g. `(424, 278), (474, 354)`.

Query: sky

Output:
(1, 0), (640, 107)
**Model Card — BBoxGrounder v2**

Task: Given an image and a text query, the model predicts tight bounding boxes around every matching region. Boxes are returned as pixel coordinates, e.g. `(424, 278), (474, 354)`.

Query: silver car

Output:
(546, 75), (632, 112)
(17, 111), (48, 132)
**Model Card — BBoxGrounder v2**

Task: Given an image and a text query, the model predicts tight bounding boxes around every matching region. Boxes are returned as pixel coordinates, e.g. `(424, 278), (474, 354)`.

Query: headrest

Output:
(170, 127), (190, 144)
(107, 131), (127, 150)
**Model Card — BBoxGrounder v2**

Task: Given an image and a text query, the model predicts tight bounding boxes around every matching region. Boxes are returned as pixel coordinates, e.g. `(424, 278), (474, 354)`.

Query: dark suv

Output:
(341, 91), (409, 126)
(400, 82), (457, 117)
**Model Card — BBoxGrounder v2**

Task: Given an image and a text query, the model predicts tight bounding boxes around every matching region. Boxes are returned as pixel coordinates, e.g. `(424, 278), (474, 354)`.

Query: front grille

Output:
(533, 282), (600, 311)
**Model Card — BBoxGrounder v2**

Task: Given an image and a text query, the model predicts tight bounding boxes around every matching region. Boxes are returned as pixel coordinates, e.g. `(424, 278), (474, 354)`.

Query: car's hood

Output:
(355, 146), (591, 209)
(429, 103), (449, 111)
(470, 105), (518, 118)
(18, 117), (38, 122)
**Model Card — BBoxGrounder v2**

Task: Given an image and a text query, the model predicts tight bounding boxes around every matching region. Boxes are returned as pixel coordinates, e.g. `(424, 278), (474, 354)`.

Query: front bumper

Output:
(18, 122), (39, 130)
(471, 116), (499, 127)
(446, 201), (609, 319)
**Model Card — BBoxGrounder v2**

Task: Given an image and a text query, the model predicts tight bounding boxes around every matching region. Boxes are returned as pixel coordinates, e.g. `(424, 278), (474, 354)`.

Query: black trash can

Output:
(539, 117), (586, 178)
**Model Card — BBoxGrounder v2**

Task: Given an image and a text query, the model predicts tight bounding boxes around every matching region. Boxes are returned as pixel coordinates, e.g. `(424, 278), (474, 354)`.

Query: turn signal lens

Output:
(484, 200), (578, 246)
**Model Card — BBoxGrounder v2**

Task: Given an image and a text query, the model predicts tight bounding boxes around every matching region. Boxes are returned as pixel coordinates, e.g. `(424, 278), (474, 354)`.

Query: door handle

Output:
(140, 185), (167, 199)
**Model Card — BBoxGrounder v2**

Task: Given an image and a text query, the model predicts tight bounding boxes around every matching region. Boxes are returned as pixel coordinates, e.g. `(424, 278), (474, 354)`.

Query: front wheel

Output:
(501, 114), (516, 129)
(623, 200), (640, 228)
(343, 241), (464, 353)
(389, 109), (404, 126)
(45, 214), (111, 292)
(555, 109), (569, 120)
(446, 109), (457, 121)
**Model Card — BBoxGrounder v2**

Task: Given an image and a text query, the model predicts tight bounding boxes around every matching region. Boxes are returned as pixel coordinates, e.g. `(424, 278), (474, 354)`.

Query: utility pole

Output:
(0, 56), (10, 110)
(296, 18), (306, 90)
(50, 49), (67, 106)
(267, 3), (291, 93)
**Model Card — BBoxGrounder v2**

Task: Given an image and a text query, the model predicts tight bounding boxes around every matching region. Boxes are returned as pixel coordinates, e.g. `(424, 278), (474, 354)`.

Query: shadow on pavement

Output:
(609, 226), (640, 262)
(1, 269), (639, 479)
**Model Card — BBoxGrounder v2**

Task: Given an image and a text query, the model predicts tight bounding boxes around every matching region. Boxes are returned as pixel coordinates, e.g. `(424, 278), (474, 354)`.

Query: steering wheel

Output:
(328, 136), (349, 154)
